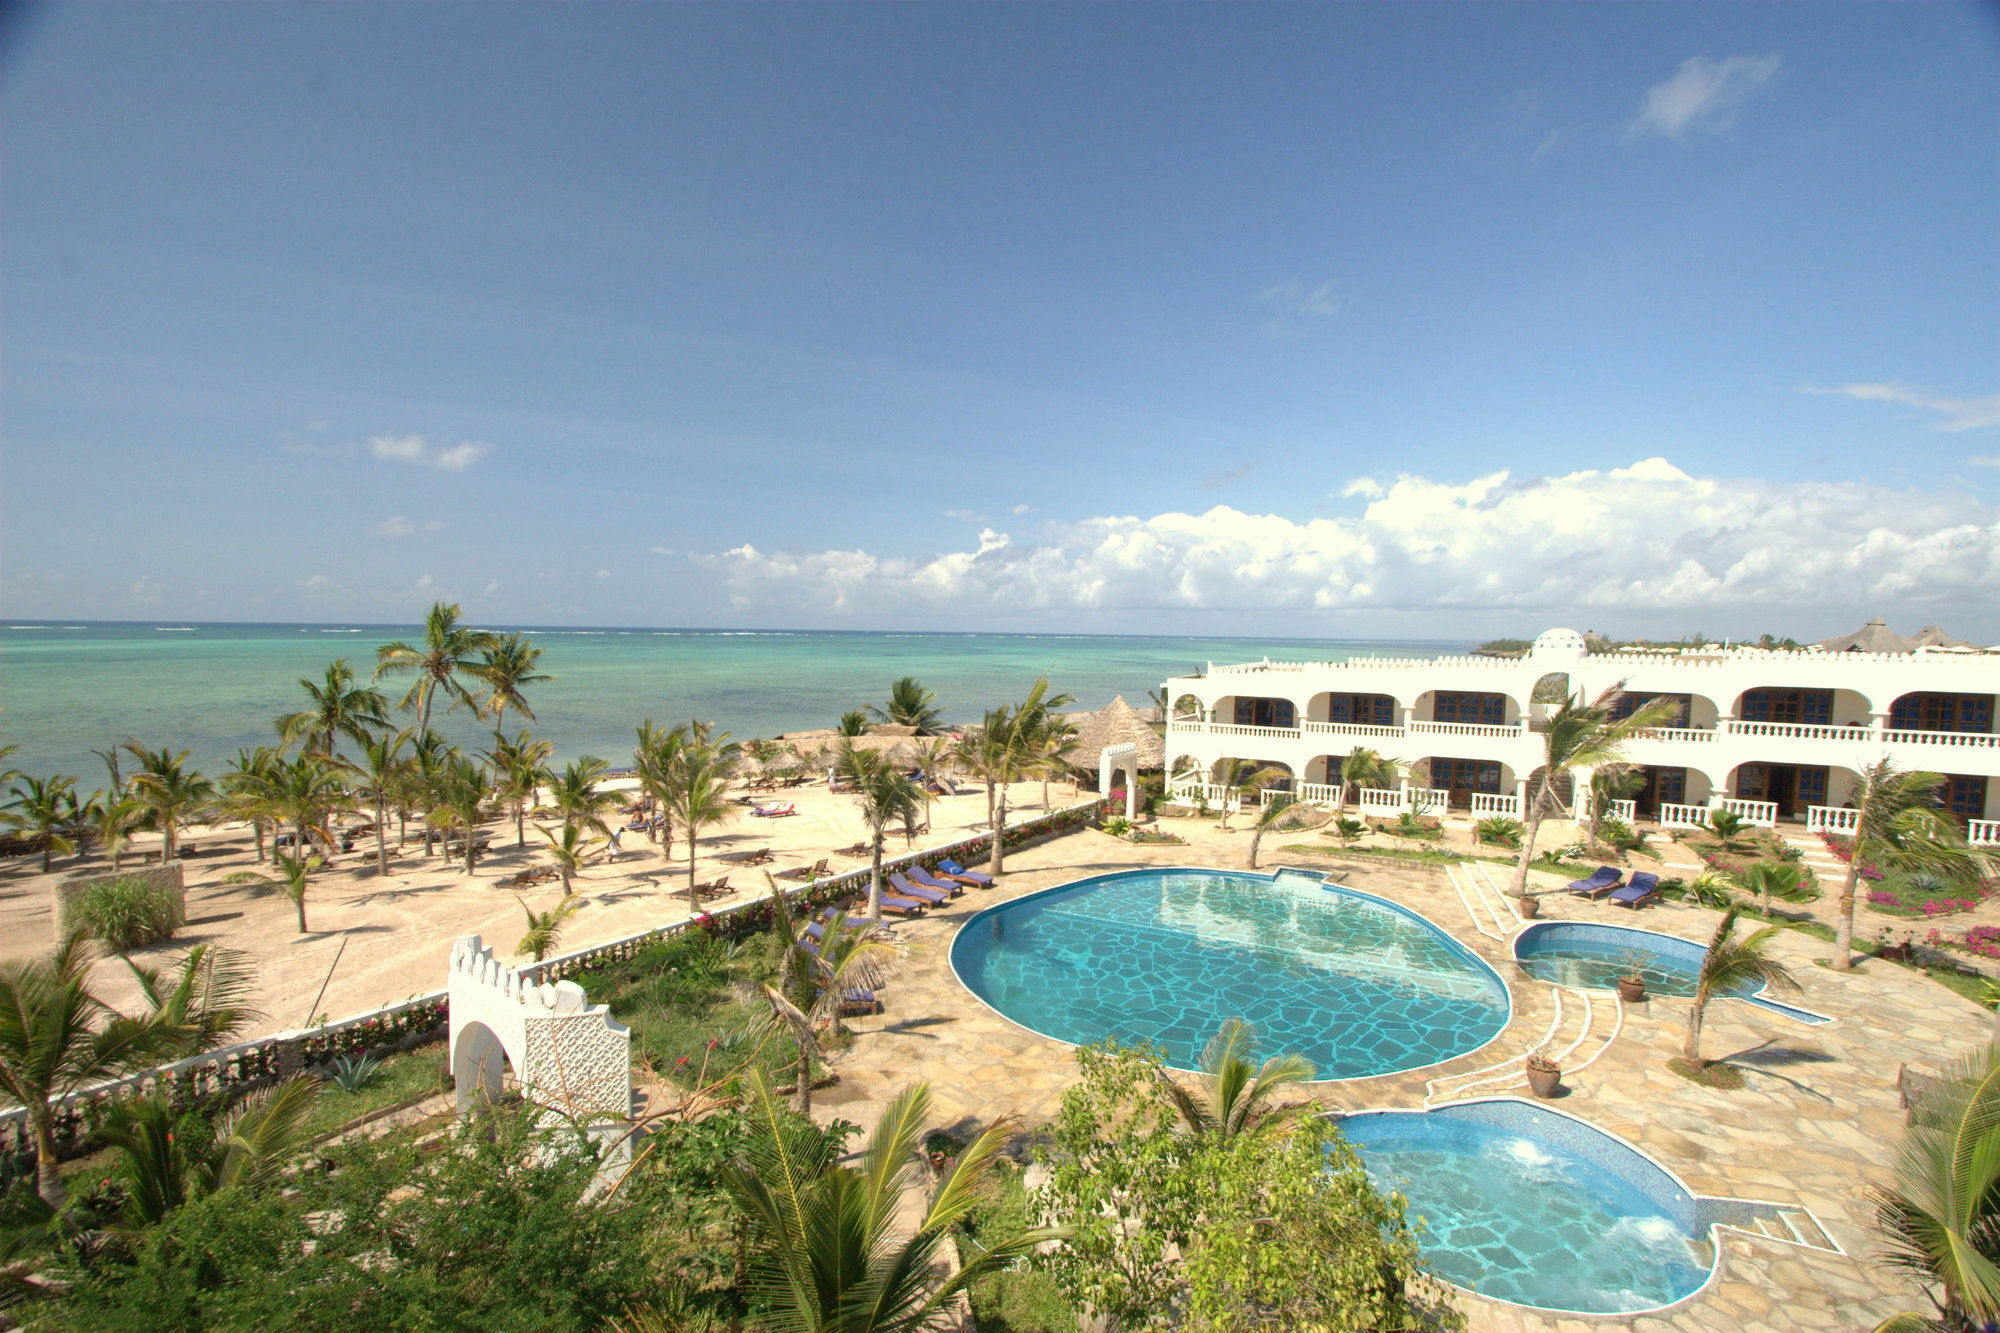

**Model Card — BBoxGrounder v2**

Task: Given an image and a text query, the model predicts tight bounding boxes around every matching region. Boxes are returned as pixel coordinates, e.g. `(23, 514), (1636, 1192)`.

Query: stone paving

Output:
(815, 813), (1987, 1331)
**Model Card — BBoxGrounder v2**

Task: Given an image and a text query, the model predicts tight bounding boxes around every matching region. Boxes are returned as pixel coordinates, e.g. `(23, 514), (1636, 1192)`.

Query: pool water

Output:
(1339, 1101), (1711, 1314)
(1513, 921), (1828, 1023)
(949, 868), (1509, 1077)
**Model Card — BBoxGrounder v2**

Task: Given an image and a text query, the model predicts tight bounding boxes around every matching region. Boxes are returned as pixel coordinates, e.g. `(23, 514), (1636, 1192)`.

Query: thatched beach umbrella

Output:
(1815, 617), (1917, 654)
(1912, 624), (1976, 650)
(1064, 695), (1166, 775)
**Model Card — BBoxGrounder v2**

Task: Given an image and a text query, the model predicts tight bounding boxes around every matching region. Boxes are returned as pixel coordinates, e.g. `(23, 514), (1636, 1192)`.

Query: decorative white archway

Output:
(447, 934), (633, 1127)
(1099, 742), (1139, 821)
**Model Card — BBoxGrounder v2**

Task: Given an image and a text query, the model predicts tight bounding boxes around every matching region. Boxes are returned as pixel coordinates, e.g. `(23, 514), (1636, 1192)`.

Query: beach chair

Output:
(838, 987), (882, 1016)
(775, 857), (830, 882)
(1565, 866), (1623, 898)
(905, 865), (963, 897)
(1609, 872), (1660, 909)
(834, 842), (870, 858)
(753, 802), (797, 818)
(937, 858), (995, 888)
(694, 875), (733, 901)
(888, 873), (950, 906)
(878, 893), (926, 917)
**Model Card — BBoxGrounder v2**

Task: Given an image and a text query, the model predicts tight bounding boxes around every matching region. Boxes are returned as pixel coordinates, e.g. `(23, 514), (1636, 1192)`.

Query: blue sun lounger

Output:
(888, 873), (950, 906)
(905, 865), (963, 897)
(879, 893), (925, 917)
(839, 987), (881, 1015)
(1609, 872), (1660, 909)
(938, 858), (994, 888)
(1566, 865), (1623, 898)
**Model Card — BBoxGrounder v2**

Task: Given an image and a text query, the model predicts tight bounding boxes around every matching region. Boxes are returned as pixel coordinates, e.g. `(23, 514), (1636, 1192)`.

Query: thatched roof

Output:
(1912, 625), (1976, 649)
(1064, 695), (1166, 772)
(774, 729), (930, 764)
(1816, 617), (1917, 654)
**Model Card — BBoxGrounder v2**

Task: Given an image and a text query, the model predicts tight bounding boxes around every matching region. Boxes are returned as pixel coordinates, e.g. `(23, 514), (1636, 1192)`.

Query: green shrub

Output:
(1103, 816), (1133, 837)
(1474, 816), (1523, 849)
(1599, 817), (1646, 852)
(73, 875), (182, 951)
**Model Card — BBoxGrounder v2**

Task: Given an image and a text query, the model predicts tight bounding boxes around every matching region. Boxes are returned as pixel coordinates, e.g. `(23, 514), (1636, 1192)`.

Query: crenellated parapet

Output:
(447, 934), (632, 1122)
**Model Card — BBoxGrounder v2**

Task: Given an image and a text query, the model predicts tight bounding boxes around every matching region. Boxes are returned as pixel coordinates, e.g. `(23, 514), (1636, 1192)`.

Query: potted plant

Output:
(1525, 1053), (1561, 1098)
(1513, 890), (1540, 920)
(1616, 949), (1649, 1004)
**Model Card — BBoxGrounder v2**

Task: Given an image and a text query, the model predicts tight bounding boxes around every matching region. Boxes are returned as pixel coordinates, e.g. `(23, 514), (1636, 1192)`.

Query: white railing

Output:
(1407, 720), (1525, 739)
(1807, 806), (1859, 834)
(1262, 781), (1342, 808)
(1299, 720), (1406, 740)
(1884, 729), (2000, 750)
(1596, 798), (1636, 823)
(1970, 820), (1999, 847)
(1632, 726), (1717, 744)
(1469, 791), (1522, 818)
(1718, 798), (1778, 827)
(1355, 786), (1408, 815)
(1202, 722), (1303, 740)
(1168, 779), (1239, 807)
(1659, 802), (1711, 830)
(1410, 787), (1447, 816)
(1724, 720), (1874, 743)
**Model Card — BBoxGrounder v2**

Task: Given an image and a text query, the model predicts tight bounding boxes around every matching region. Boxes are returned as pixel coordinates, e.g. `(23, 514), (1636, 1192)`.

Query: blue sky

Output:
(5, 3), (1997, 639)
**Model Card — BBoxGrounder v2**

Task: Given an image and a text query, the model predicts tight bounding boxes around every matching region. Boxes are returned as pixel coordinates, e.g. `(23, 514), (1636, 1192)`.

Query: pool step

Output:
(1776, 1208), (1838, 1252)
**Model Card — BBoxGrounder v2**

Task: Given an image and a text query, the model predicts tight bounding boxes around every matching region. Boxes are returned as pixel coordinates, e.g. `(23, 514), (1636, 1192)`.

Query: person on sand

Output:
(608, 828), (623, 862)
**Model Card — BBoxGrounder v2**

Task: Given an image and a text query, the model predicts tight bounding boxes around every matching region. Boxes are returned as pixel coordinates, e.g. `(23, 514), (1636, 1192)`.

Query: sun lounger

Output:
(693, 875), (733, 901)
(938, 858), (994, 888)
(838, 987), (881, 1016)
(888, 873), (949, 906)
(905, 865), (963, 897)
(753, 802), (797, 818)
(878, 893), (925, 917)
(834, 842), (870, 858)
(1609, 872), (1660, 909)
(775, 857), (830, 882)
(1565, 865), (1623, 898)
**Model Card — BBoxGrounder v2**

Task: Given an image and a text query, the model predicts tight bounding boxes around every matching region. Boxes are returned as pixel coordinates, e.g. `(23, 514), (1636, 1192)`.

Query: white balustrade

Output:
(1205, 722), (1303, 740)
(1299, 720), (1406, 740)
(1469, 791), (1522, 818)
(1718, 798), (1778, 827)
(1599, 799), (1636, 823)
(1659, 802), (1711, 830)
(1407, 720), (1525, 739)
(1632, 726), (1717, 743)
(1724, 720), (1874, 743)
(1356, 786), (1408, 815)
(1970, 819), (1999, 847)
(1883, 729), (2000, 750)
(1168, 779), (1239, 807)
(1806, 806), (1859, 834)
(1261, 781), (1342, 808)
(1410, 787), (1448, 816)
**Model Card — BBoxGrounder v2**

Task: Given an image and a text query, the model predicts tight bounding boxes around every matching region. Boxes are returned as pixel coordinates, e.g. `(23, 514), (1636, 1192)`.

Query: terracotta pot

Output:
(1525, 1061), (1561, 1098)
(1514, 895), (1540, 919)
(1617, 976), (1647, 1004)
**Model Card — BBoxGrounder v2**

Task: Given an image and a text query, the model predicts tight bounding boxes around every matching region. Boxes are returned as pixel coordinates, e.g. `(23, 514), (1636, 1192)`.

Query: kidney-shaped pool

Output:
(948, 867), (1509, 1077)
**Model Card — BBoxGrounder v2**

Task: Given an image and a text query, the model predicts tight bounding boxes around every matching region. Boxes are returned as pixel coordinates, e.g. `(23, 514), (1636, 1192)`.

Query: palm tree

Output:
(1033, 710), (1080, 812)
(666, 743), (738, 915)
(432, 753), (491, 873)
(223, 851), (322, 933)
(517, 893), (582, 962)
(976, 678), (1076, 874)
(482, 729), (554, 849)
(1740, 861), (1802, 916)
(1508, 688), (1680, 896)
(867, 676), (945, 734)
(0, 934), (169, 1205)
(837, 709), (870, 737)
(373, 601), (499, 735)
(1157, 1018), (1316, 1142)
(1705, 807), (1749, 853)
(347, 728), (413, 873)
(99, 1075), (321, 1232)
(1211, 756), (1263, 832)
(92, 792), (147, 873)
(404, 730), (452, 856)
(219, 746), (284, 863)
(124, 745), (217, 865)
(1682, 906), (1802, 1071)
(1333, 746), (1394, 816)
(275, 659), (389, 758)
(724, 1072), (1061, 1333)
(1870, 1044), (2000, 1328)
(1586, 764), (1644, 846)
(838, 744), (923, 922)
(474, 633), (554, 732)
(535, 821), (601, 895)
(1833, 760), (1993, 971)
(1246, 792), (1300, 870)
(632, 720), (685, 861)
(264, 752), (349, 861)
(4, 775), (79, 872)
(124, 945), (263, 1057)
(547, 756), (619, 838)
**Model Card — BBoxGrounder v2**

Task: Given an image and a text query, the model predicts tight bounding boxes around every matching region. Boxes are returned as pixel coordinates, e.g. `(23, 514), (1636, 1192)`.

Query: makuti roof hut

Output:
(1062, 695), (1166, 778)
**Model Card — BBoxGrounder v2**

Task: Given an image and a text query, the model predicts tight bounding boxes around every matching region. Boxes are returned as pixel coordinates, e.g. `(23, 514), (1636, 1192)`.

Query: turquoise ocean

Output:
(0, 622), (1466, 784)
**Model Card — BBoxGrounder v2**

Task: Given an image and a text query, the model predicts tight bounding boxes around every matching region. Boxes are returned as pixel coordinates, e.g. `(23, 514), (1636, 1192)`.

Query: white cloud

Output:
(1802, 382), (2000, 434)
(482, 578), (501, 595)
(1011, 504), (1035, 515)
(649, 546), (677, 556)
(942, 508), (984, 522)
(298, 574), (330, 589)
(369, 434), (491, 471)
(1625, 54), (1781, 141)
(1202, 463), (1255, 492)
(595, 569), (611, 579)
(690, 458), (2000, 619)
(1257, 279), (1344, 336)
(371, 514), (445, 538)
(415, 574), (434, 590)
(1971, 457), (2000, 469)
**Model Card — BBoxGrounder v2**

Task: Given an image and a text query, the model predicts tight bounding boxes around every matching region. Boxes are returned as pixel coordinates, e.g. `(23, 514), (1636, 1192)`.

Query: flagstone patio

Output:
(815, 813), (1987, 1331)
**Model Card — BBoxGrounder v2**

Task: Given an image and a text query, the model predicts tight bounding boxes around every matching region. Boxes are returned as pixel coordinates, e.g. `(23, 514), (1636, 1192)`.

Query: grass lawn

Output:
(961, 1160), (1079, 1333)
(303, 1044), (454, 1140)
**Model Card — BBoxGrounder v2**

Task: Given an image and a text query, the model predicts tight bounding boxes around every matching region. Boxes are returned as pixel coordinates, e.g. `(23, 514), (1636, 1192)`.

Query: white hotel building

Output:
(1159, 628), (2000, 843)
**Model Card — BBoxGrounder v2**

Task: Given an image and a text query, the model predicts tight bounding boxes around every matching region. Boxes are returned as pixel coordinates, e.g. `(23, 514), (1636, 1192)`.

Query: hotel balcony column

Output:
(1515, 777), (1529, 815)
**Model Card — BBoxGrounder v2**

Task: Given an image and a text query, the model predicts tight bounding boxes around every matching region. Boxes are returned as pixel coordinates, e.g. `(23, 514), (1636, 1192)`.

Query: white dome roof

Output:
(1529, 628), (1589, 663)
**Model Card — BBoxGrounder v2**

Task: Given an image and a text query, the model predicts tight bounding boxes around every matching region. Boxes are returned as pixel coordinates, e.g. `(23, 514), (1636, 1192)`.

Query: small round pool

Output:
(949, 867), (1509, 1077)
(1512, 921), (1827, 1023)
(1337, 1099), (1712, 1315)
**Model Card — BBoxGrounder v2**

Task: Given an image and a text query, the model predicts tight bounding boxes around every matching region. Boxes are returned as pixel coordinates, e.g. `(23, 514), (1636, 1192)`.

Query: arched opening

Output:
(1887, 691), (1994, 735)
(1171, 693), (1203, 720)
(1414, 690), (1520, 727)
(1733, 686), (1873, 729)
(451, 1018), (515, 1115)
(1607, 690), (1721, 731)
(1214, 758), (1294, 792)
(1168, 754), (1202, 779)
(1212, 694), (1298, 729)
(1727, 761), (1835, 820)
(1421, 757), (1516, 811)
(1305, 690), (1399, 727)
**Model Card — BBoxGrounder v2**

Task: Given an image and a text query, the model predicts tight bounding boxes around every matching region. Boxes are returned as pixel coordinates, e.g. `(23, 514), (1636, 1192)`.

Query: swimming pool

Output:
(948, 867), (1510, 1077)
(1512, 921), (1829, 1023)
(1337, 1099), (1714, 1315)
